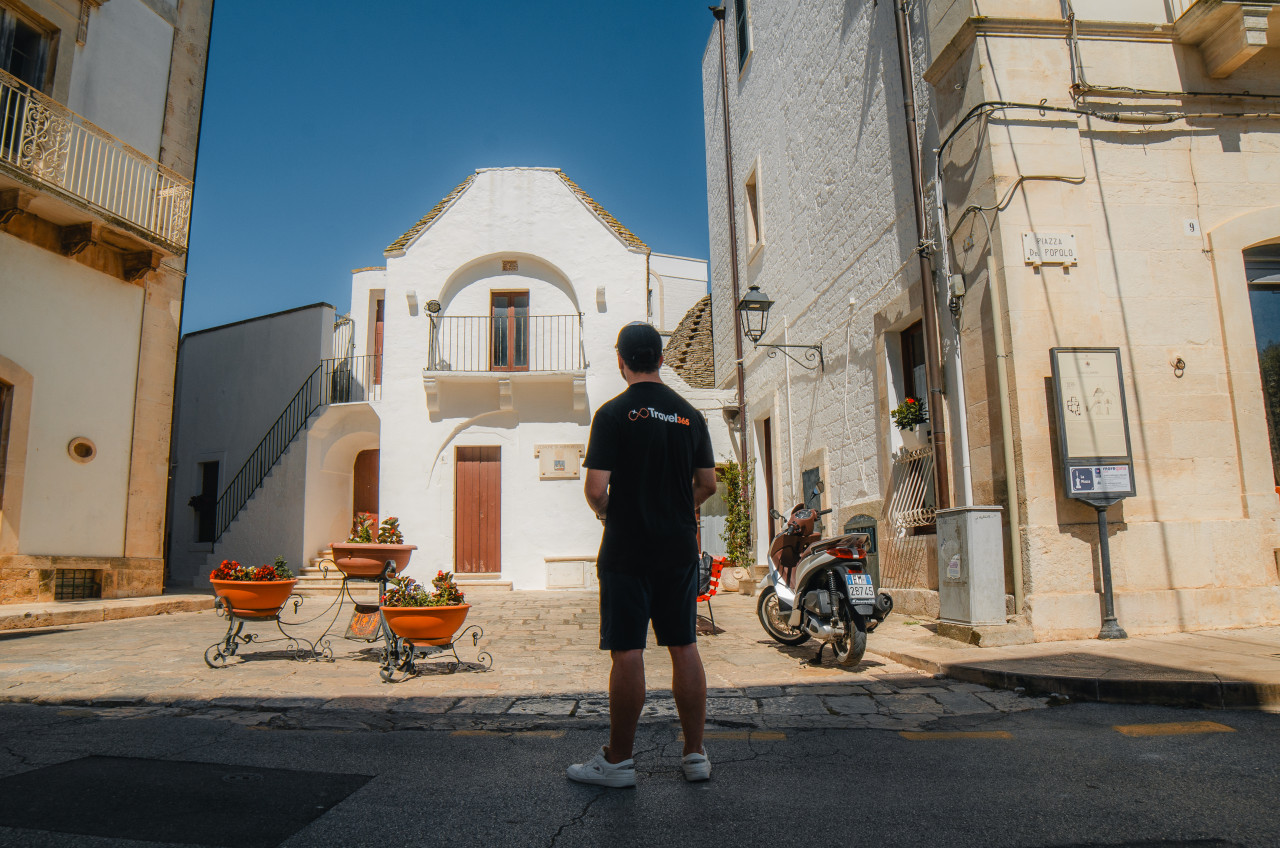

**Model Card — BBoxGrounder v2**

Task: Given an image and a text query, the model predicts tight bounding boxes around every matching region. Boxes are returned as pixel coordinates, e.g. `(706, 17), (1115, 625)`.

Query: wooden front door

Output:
(455, 446), (500, 573)
(353, 449), (379, 524)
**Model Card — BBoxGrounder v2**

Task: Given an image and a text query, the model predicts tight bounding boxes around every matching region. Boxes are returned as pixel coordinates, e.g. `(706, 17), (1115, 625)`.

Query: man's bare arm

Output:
(585, 468), (611, 521)
(692, 467), (717, 509)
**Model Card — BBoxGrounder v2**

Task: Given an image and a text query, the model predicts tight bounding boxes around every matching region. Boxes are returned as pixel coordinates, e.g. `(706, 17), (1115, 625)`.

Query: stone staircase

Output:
(292, 551), (514, 599)
(293, 550), (378, 602)
(455, 573), (514, 592)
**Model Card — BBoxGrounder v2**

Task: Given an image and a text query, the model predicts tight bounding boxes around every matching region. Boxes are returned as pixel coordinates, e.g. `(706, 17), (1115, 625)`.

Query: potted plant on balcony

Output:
(890, 397), (929, 451)
(331, 514), (418, 579)
(379, 570), (470, 646)
(208, 557), (297, 618)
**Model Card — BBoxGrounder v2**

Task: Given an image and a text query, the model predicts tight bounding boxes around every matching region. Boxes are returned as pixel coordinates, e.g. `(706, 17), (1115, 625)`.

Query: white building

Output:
(0, 0), (211, 604)
(168, 167), (730, 590)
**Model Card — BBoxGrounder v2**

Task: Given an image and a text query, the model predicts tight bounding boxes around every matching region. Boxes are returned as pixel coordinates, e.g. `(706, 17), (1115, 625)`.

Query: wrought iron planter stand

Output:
(310, 558), (397, 645)
(378, 622), (492, 683)
(203, 593), (330, 668)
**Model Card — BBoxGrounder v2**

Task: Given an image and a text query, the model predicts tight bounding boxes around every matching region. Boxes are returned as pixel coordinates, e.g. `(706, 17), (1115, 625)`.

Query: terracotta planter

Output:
(330, 543), (418, 578)
(380, 603), (470, 646)
(210, 578), (298, 619)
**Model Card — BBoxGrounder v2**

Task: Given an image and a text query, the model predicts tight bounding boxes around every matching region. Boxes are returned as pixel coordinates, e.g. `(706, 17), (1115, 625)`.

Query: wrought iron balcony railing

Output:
(0, 68), (192, 250)
(426, 314), (587, 372)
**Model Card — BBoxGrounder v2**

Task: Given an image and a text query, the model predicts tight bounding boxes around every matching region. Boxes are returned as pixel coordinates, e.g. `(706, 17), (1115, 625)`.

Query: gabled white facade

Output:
(181, 167), (729, 590)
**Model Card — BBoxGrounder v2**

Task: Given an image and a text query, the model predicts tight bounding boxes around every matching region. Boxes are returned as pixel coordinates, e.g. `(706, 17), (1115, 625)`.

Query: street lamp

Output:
(735, 284), (824, 371)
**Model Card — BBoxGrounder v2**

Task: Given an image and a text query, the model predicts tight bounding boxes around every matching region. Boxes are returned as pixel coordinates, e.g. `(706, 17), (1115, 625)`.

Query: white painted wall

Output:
(650, 253), (709, 333)
(703, 0), (926, 564)
(167, 304), (334, 585)
(301, 403), (380, 567)
(0, 233), (143, 555)
(344, 167), (736, 589)
(67, 0), (175, 159)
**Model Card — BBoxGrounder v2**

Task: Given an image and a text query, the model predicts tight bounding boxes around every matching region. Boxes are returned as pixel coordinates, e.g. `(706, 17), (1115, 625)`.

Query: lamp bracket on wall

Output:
(753, 342), (824, 372)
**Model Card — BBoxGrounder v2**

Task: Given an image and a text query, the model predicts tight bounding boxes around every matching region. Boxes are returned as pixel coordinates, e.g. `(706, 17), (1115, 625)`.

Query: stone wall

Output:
(928, 10), (1280, 638)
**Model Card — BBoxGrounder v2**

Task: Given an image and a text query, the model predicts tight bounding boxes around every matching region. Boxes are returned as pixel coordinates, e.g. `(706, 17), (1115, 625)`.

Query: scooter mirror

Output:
(813, 482), (825, 495)
(770, 508), (784, 521)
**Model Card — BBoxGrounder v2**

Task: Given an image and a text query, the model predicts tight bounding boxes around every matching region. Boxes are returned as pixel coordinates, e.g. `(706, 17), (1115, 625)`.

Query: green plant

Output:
(381, 570), (466, 608)
(348, 512), (375, 543)
(377, 516), (403, 544)
(889, 397), (928, 430)
(717, 459), (753, 574)
(209, 556), (293, 582)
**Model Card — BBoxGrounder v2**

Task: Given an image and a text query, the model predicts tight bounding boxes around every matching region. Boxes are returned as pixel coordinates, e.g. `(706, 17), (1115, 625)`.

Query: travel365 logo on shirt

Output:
(628, 407), (689, 425)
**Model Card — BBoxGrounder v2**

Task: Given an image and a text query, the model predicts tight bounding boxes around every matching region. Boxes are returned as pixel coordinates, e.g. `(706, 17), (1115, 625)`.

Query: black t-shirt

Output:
(584, 381), (715, 575)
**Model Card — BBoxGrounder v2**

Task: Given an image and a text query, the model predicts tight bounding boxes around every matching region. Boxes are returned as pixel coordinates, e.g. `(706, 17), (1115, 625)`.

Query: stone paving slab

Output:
(0, 589), (1050, 730)
(872, 619), (1280, 711)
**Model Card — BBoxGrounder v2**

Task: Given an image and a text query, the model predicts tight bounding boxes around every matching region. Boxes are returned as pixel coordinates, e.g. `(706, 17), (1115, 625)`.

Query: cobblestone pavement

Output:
(0, 589), (1048, 731)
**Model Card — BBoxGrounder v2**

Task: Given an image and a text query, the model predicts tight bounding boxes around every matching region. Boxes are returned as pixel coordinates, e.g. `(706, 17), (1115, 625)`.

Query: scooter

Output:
(756, 491), (893, 666)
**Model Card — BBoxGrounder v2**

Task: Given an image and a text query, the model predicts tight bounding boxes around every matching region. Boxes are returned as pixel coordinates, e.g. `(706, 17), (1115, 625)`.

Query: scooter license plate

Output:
(845, 573), (875, 601)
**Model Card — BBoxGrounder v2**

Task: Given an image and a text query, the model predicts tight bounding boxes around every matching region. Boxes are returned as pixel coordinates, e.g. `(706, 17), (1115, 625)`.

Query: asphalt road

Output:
(0, 701), (1274, 848)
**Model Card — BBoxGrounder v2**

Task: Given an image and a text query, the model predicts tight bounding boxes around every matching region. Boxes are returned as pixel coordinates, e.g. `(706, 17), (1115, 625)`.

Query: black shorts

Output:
(598, 566), (698, 651)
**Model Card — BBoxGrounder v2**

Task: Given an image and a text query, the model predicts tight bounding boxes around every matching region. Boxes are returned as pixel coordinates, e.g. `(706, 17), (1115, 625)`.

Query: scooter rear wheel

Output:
(757, 587), (810, 646)
(832, 603), (867, 667)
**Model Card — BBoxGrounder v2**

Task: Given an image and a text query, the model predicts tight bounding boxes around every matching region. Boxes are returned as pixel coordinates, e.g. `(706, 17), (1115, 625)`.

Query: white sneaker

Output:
(681, 749), (711, 782)
(566, 747), (636, 788)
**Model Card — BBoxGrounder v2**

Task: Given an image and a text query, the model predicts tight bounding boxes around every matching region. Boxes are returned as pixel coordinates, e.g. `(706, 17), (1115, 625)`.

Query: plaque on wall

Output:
(534, 444), (585, 480)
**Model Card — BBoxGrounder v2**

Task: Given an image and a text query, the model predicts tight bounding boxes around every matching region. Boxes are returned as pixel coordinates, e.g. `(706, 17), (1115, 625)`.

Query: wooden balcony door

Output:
(455, 446), (500, 573)
(490, 291), (529, 371)
(373, 299), (384, 386)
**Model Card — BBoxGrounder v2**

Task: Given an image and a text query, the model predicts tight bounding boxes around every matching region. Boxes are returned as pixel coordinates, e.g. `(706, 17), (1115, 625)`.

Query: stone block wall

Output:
(929, 11), (1280, 638)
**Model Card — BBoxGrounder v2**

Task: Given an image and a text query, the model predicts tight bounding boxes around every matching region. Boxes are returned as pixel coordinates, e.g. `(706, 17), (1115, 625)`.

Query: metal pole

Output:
(1095, 504), (1127, 639)
(711, 6), (751, 493)
(891, 0), (950, 510)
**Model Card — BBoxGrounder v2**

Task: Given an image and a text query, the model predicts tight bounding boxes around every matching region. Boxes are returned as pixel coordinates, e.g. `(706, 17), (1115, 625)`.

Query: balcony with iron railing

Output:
(425, 314), (587, 373)
(421, 314), (588, 412)
(0, 68), (192, 252)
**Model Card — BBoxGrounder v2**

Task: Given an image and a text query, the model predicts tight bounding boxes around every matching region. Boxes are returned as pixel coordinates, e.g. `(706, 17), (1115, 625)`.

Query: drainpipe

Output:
(712, 7), (751, 481)
(891, 0), (950, 511)
(977, 211), (1025, 614)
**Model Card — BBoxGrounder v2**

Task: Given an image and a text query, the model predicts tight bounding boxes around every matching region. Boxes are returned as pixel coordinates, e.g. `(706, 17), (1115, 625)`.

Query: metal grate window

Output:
(55, 569), (100, 601)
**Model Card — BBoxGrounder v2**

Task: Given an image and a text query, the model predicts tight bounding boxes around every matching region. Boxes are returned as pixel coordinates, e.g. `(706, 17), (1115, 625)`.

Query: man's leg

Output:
(669, 643), (706, 756)
(607, 648), (646, 762)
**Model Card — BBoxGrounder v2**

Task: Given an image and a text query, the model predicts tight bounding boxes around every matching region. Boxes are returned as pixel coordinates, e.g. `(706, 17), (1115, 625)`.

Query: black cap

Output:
(616, 321), (663, 372)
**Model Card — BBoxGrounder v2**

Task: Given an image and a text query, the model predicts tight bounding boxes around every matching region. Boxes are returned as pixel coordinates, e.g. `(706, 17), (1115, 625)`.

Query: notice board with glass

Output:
(1049, 347), (1136, 506)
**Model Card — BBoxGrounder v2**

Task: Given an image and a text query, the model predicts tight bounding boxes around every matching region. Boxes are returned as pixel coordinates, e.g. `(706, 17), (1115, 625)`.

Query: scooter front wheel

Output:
(757, 587), (810, 646)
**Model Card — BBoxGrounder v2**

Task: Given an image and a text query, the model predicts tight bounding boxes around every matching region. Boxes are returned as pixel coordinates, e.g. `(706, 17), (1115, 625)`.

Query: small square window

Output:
(55, 569), (101, 600)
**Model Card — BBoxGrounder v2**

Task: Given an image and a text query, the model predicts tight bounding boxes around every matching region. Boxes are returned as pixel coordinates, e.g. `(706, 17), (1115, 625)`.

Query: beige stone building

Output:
(704, 0), (1280, 640)
(0, 0), (212, 603)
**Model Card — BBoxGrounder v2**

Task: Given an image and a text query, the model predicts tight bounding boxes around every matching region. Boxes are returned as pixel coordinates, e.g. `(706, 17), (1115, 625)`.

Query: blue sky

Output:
(181, 1), (718, 334)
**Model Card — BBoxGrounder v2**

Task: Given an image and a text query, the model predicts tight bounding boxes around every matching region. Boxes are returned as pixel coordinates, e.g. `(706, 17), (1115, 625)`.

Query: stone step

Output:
(455, 575), (513, 591)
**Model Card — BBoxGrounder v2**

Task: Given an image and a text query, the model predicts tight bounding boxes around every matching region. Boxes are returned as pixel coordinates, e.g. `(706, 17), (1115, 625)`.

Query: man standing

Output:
(567, 322), (718, 788)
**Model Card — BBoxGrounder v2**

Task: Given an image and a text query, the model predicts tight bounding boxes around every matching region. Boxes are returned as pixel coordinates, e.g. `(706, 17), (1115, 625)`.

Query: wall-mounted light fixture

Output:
(735, 284), (824, 371)
(426, 299), (442, 315)
(596, 285), (607, 311)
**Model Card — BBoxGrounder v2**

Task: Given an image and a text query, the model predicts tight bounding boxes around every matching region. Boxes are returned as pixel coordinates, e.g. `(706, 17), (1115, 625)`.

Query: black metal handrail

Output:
(213, 355), (381, 542)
